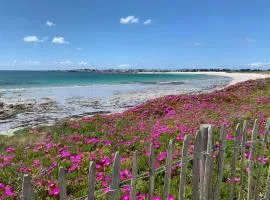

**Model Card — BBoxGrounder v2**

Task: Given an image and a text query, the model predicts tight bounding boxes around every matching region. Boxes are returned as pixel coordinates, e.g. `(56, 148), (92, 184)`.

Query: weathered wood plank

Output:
(247, 119), (259, 200)
(228, 123), (241, 200)
(110, 152), (121, 200)
(164, 139), (174, 200)
(202, 125), (213, 200)
(130, 151), (138, 200)
(58, 167), (67, 200)
(22, 174), (34, 200)
(239, 120), (248, 200)
(148, 143), (155, 200)
(199, 124), (209, 200)
(213, 125), (227, 200)
(192, 130), (201, 200)
(179, 135), (190, 200)
(88, 161), (96, 200)
(254, 118), (270, 200)
(266, 164), (270, 200)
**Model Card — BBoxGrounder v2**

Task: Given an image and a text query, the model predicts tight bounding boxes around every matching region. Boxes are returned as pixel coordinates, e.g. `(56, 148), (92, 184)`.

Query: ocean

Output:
(0, 71), (232, 134)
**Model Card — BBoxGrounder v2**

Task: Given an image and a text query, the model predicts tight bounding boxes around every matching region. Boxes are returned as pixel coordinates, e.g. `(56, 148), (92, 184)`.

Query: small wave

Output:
(120, 81), (186, 85)
(157, 81), (185, 85)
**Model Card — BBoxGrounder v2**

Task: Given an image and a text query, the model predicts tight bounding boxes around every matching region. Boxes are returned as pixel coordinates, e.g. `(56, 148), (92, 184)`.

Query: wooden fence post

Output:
(164, 139), (174, 200)
(179, 135), (190, 200)
(266, 165), (270, 199)
(22, 174), (34, 200)
(213, 125), (227, 200)
(247, 119), (259, 200)
(148, 143), (155, 200)
(254, 118), (270, 199)
(229, 123), (241, 200)
(192, 131), (201, 200)
(239, 120), (248, 200)
(58, 167), (67, 200)
(202, 125), (213, 200)
(110, 152), (121, 200)
(130, 151), (138, 200)
(199, 124), (209, 200)
(88, 161), (96, 200)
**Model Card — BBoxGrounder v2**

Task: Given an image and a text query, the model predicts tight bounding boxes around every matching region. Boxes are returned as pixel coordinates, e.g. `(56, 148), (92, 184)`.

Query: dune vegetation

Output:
(0, 78), (270, 199)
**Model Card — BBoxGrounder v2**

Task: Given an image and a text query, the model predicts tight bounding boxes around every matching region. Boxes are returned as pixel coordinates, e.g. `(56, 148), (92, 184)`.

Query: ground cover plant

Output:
(0, 78), (270, 199)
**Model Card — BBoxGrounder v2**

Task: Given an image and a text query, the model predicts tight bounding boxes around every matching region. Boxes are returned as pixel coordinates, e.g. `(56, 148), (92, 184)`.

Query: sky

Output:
(0, 0), (270, 70)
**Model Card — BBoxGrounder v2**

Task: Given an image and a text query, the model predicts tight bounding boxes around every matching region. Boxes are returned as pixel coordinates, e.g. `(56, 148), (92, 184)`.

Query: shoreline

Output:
(1, 72), (268, 136)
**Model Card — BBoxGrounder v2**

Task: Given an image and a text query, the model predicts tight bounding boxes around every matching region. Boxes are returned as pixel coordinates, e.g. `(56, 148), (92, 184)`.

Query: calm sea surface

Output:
(0, 70), (229, 89)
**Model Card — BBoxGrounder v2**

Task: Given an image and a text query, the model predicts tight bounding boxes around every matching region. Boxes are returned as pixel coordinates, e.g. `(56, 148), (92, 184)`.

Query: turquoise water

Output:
(0, 70), (229, 89)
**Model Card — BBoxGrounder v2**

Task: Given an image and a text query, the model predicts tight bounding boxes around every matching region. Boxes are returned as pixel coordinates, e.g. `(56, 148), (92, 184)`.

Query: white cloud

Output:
(52, 37), (69, 44)
(78, 61), (87, 66)
(120, 16), (139, 24)
(248, 62), (270, 68)
(23, 36), (47, 43)
(76, 47), (82, 51)
(46, 20), (55, 27)
(143, 19), (152, 25)
(193, 42), (201, 47)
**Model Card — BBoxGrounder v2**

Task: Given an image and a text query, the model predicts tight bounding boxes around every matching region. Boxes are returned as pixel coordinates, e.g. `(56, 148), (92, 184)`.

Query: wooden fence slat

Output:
(22, 174), (34, 200)
(266, 165), (270, 200)
(148, 143), (155, 200)
(192, 130), (201, 200)
(199, 124), (209, 200)
(110, 152), (121, 200)
(88, 161), (96, 200)
(254, 118), (270, 199)
(247, 119), (259, 200)
(213, 125), (227, 200)
(58, 167), (67, 200)
(164, 139), (174, 200)
(203, 125), (213, 200)
(239, 120), (248, 200)
(130, 151), (138, 200)
(228, 123), (241, 200)
(179, 135), (190, 200)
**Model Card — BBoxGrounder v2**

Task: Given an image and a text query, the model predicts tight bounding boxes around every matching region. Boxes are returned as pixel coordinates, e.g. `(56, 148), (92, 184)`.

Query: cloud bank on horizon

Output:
(0, 0), (270, 70)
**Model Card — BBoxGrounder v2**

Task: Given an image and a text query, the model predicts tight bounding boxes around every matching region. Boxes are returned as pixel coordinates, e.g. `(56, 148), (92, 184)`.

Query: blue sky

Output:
(0, 0), (270, 70)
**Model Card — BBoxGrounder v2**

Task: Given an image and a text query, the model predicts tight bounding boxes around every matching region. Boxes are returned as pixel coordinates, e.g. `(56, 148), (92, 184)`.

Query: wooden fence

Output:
(22, 119), (270, 200)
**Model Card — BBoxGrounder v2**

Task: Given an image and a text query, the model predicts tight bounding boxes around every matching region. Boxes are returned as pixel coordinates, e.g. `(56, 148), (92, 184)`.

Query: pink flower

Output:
(157, 152), (167, 162)
(49, 187), (59, 196)
(168, 195), (175, 200)
(153, 196), (161, 200)
(48, 181), (55, 188)
(5, 186), (15, 197)
(60, 150), (71, 158)
(245, 152), (250, 159)
(122, 193), (130, 200)
(176, 134), (185, 141)
(258, 156), (268, 165)
(68, 163), (79, 172)
(33, 159), (41, 167)
(6, 147), (15, 153)
(0, 182), (5, 190)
